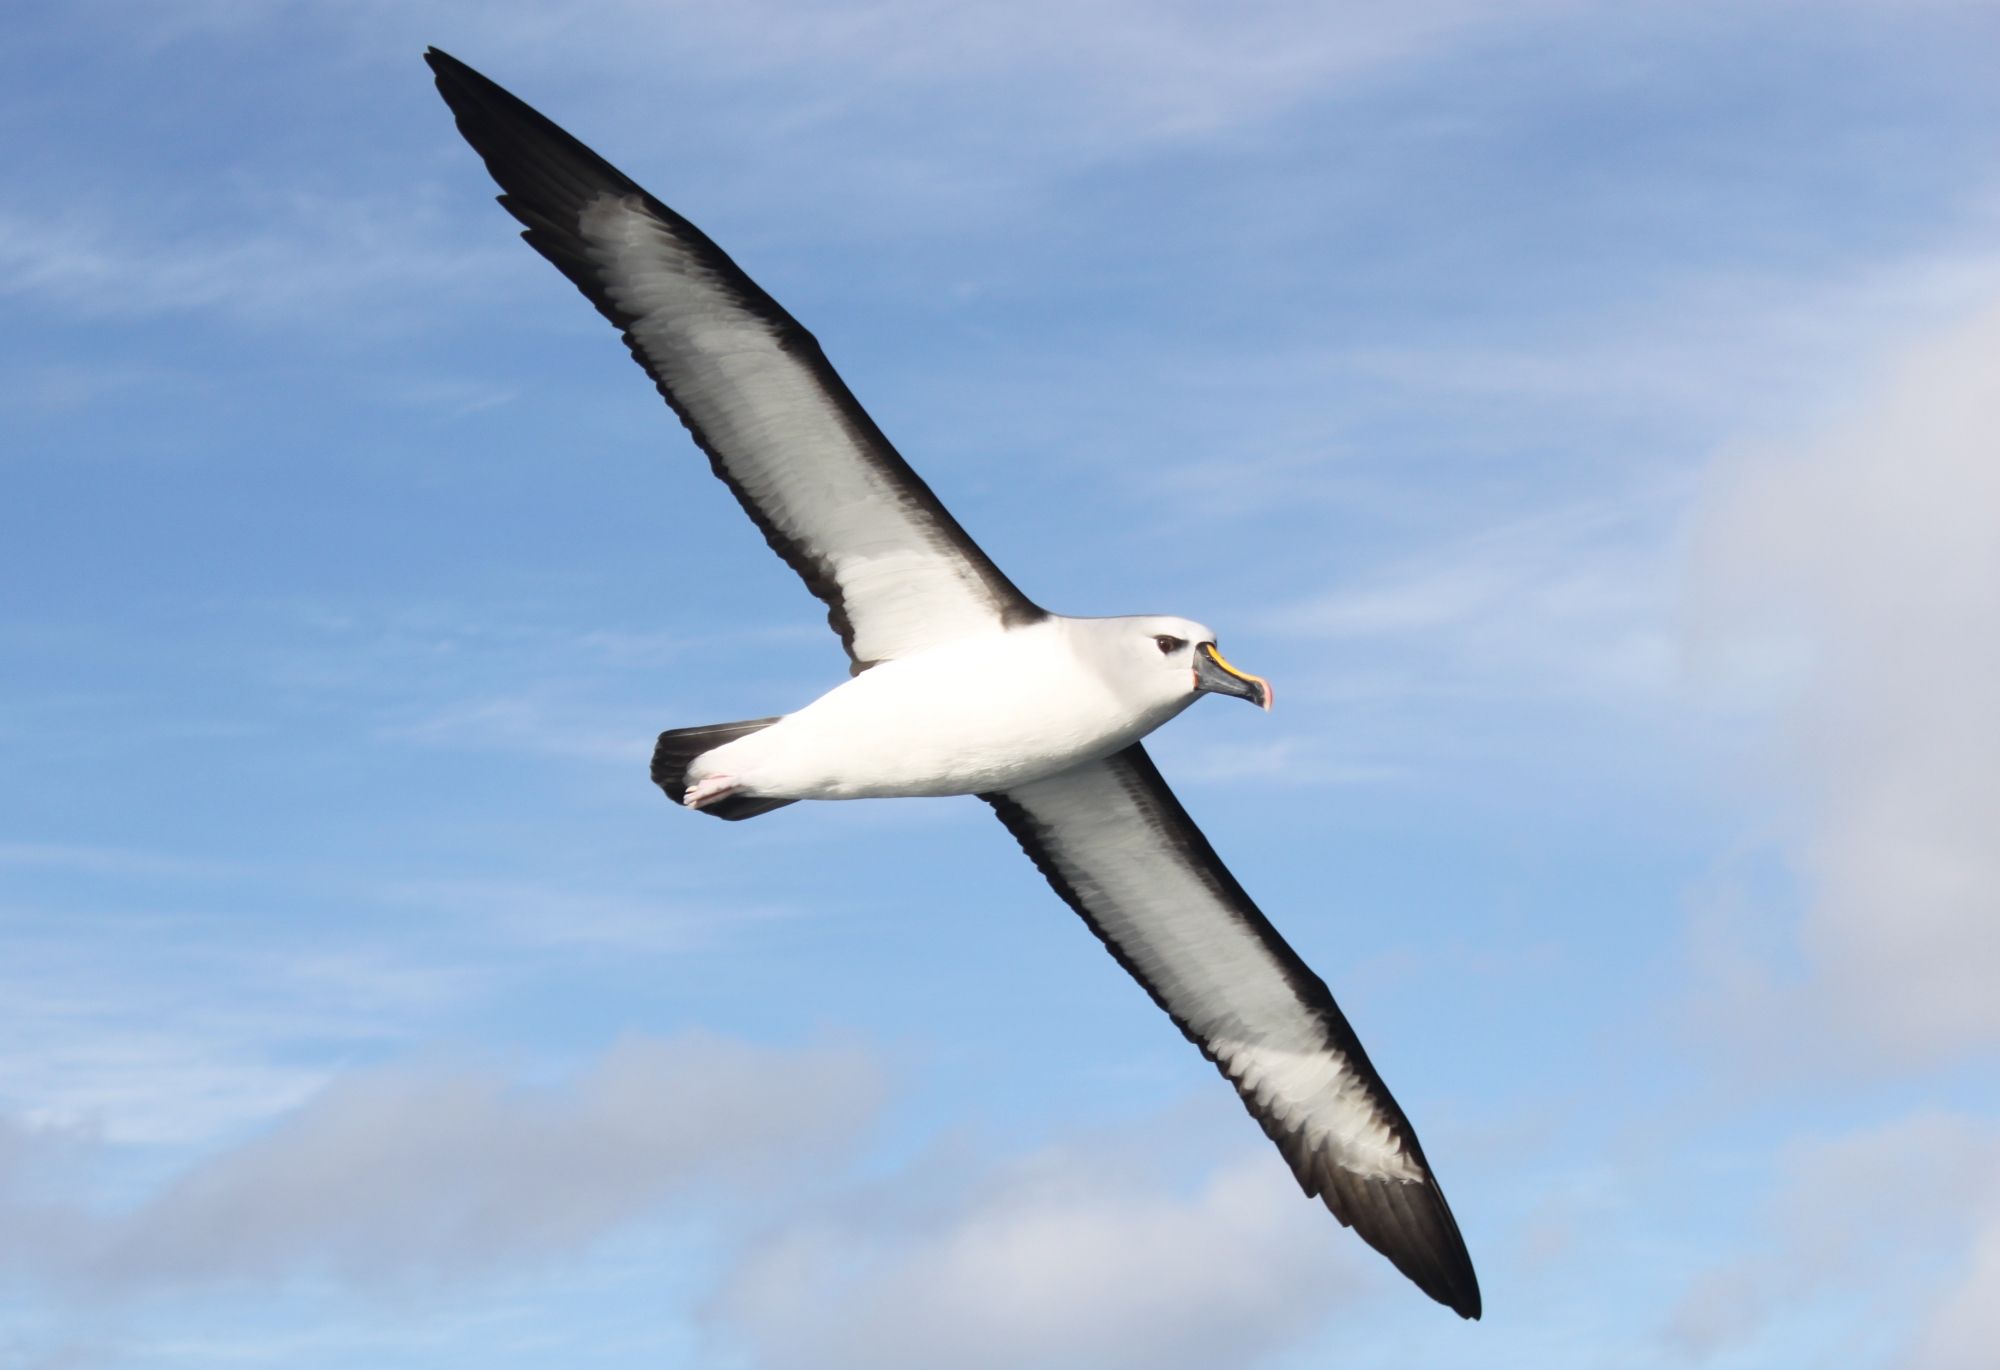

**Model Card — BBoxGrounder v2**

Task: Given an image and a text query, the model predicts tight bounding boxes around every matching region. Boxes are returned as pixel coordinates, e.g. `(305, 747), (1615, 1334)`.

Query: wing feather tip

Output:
(1322, 1176), (1481, 1320)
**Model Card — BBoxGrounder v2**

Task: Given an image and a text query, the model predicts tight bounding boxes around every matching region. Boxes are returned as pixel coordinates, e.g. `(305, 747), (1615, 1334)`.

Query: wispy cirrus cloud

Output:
(306, 0), (1554, 153)
(0, 914), (474, 1147)
(384, 875), (798, 956)
(0, 196), (509, 332)
(1259, 493), (1682, 745)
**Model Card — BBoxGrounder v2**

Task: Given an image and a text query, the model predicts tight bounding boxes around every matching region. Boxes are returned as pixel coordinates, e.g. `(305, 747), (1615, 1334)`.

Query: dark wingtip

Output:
(423, 47), (527, 126)
(1323, 1173), (1481, 1319)
(423, 47), (469, 85)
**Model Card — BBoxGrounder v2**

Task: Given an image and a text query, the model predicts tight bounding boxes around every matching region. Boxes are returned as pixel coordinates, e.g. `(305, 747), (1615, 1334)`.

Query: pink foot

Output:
(683, 773), (743, 810)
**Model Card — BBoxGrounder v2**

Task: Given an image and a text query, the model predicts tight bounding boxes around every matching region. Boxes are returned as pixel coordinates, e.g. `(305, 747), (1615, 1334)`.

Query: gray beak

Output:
(1192, 642), (1273, 711)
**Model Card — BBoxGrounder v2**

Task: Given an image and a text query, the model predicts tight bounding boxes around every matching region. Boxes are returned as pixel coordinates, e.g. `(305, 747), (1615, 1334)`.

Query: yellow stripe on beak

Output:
(1198, 642), (1274, 711)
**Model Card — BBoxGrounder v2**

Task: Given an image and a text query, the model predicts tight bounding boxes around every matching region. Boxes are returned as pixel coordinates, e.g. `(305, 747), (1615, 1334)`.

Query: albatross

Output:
(426, 48), (1480, 1319)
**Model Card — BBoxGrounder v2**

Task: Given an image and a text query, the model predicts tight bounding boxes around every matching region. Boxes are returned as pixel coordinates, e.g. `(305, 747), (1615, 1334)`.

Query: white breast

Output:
(695, 621), (1192, 800)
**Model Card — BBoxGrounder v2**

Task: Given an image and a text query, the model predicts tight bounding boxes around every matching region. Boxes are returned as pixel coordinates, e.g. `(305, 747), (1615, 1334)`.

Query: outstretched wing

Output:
(986, 744), (1480, 1318)
(427, 49), (1043, 669)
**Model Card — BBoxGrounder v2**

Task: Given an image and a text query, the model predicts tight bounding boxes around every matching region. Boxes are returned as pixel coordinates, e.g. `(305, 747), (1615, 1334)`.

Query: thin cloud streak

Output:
(370, 0), (1549, 154)
(0, 197), (511, 332)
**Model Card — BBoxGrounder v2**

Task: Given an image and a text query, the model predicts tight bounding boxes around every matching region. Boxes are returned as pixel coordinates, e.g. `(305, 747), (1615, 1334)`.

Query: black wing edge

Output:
(985, 743), (1481, 1319)
(422, 48), (1042, 665)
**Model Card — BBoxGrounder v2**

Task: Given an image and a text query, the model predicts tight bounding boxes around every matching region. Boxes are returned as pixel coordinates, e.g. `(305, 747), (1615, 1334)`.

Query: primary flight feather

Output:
(425, 47), (1480, 1318)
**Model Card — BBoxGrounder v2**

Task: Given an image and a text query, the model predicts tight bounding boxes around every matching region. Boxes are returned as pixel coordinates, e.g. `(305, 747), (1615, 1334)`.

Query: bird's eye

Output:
(1153, 634), (1186, 655)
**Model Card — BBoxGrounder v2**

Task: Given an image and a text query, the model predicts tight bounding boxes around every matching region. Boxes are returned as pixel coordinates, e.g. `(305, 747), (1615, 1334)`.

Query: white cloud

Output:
(0, 1034), (881, 1294)
(711, 1144), (1358, 1370)
(1688, 295), (2000, 1059)
(1661, 1113), (2000, 1363)
(1902, 1210), (2000, 1370)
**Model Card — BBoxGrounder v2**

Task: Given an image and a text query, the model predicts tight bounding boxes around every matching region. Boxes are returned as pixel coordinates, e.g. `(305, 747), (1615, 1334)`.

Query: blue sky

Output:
(5, 1), (2000, 1365)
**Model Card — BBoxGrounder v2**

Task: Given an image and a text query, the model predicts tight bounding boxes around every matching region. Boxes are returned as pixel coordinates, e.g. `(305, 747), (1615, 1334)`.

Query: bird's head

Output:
(1093, 615), (1274, 715)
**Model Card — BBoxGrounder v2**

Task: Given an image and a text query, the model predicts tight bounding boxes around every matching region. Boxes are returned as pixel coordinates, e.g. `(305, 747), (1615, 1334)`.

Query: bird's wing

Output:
(985, 743), (1480, 1318)
(426, 50), (1042, 670)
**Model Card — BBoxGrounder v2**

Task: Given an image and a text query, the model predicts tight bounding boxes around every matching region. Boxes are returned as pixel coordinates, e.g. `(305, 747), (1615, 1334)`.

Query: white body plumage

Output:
(690, 615), (1210, 801)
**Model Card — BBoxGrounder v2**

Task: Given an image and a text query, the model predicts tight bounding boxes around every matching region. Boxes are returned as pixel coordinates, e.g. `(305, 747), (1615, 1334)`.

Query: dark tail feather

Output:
(650, 718), (797, 822)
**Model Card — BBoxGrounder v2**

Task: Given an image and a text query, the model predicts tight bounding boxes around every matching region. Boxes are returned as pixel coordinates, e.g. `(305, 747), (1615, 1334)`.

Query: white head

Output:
(1064, 614), (1274, 722)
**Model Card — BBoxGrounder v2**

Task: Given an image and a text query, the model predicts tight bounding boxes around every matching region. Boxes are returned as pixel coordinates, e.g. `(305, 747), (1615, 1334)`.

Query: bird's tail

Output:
(650, 717), (797, 822)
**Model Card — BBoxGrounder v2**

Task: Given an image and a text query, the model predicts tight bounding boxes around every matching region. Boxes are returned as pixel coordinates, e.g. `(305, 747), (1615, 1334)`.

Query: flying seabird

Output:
(425, 48), (1481, 1319)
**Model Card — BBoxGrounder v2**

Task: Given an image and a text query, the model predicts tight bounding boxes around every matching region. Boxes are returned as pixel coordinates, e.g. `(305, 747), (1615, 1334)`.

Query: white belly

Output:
(691, 624), (1189, 800)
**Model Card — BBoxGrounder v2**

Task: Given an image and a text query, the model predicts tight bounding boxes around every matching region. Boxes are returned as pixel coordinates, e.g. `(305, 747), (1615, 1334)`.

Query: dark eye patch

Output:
(1153, 634), (1187, 655)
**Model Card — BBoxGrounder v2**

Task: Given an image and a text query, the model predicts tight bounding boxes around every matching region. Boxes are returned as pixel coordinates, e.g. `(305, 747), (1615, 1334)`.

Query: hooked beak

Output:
(1193, 642), (1273, 711)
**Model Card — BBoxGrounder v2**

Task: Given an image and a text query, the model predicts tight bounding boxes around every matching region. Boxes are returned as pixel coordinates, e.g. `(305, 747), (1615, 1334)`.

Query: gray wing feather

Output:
(427, 50), (1042, 669)
(987, 744), (1480, 1318)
